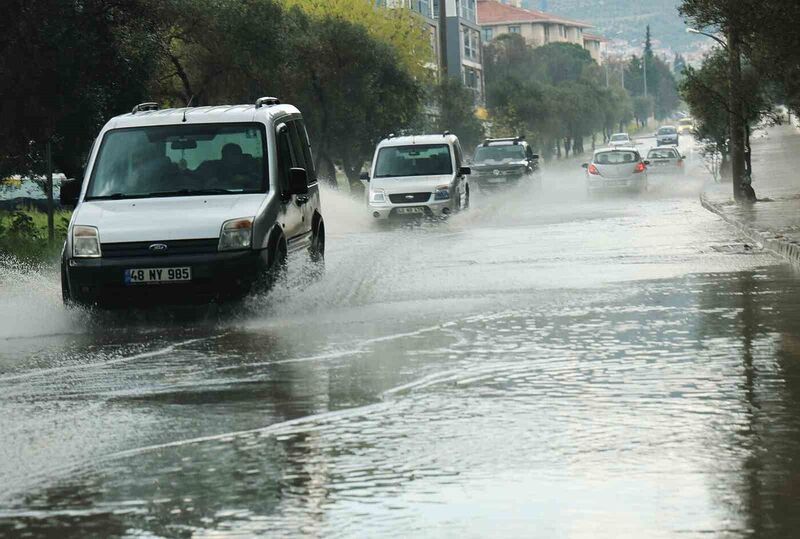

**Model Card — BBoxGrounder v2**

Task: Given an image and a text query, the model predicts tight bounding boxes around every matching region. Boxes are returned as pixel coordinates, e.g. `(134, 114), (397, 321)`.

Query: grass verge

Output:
(0, 208), (72, 263)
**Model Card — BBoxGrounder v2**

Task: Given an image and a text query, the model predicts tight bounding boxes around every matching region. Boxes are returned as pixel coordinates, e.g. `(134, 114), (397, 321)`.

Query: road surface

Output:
(1, 137), (799, 538)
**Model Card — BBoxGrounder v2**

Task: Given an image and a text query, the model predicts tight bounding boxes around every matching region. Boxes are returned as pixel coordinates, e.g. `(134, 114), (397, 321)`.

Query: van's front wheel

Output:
(308, 220), (325, 280)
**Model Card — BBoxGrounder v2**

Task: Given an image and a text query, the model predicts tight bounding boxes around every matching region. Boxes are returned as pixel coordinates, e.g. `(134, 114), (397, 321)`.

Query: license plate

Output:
(488, 178), (507, 184)
(125, 267), (192, 285)
(396, 207), (425, 214)
(606, 180), (628, 186)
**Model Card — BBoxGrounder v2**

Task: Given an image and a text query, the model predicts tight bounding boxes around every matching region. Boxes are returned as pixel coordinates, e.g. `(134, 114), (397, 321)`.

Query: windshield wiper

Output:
(85, 192), (133, 200)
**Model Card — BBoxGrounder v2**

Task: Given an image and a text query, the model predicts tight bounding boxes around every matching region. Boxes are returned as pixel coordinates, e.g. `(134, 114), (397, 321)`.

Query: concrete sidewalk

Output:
(701, 124), (800, 267)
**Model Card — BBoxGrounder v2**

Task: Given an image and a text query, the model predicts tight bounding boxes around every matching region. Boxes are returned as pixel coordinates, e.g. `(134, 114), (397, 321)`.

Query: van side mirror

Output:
(359, 171), (370, 182)
(59, 179), (81, 208)
(459, 166), (471, 176)
(531, 154), (540, 160)
(287, 167), (309, 196)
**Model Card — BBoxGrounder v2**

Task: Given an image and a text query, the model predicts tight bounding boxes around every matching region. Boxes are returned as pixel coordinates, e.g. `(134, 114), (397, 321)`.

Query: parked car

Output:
(677, 117), (694, 135)
(609, 133), (632, 147)
(656, 125), (680, 146)
(59, 97), (325, 308)
(583, 148), (649, 194)
(646, 146), (686, 175)
(361, 133), (470, 220)
(469, 136), (540, 191)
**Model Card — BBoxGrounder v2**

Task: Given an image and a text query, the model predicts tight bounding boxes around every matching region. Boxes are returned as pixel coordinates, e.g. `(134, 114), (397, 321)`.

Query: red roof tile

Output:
(477, 0), (593, 29)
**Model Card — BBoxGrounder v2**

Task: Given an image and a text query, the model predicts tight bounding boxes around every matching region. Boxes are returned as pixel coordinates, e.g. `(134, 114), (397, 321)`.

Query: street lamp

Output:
(686, 28), (727, 49)
(687, 26), (751, 201)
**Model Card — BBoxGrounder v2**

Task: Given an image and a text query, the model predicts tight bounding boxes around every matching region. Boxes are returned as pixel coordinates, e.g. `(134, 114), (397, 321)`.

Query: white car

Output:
(583, 147), (649, 194)
(362, 133), (471, 220)
(59, 98), (325, 307)
(609, 133), (632, 147)
(646, 146), (686, 175)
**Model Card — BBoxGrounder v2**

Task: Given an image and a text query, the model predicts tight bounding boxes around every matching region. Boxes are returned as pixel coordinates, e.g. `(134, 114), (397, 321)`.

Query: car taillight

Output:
(588, 164), (601, 175)
(634, 162), (646, 173)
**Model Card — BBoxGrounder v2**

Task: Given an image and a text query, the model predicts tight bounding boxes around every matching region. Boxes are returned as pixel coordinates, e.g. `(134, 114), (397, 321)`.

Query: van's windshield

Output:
(374, 144), (453, 178)
(86, 123), (267, 200)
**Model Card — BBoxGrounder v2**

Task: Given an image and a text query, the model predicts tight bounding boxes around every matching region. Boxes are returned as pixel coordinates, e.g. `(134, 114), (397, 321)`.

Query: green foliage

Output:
(679, 49), (772, 165)
(0, 210), (71, 263)
(681, 0), (800, 116)
(484, 39), (634, 157)
(433, 79), (485, 152)
(0, 0), (161, 178)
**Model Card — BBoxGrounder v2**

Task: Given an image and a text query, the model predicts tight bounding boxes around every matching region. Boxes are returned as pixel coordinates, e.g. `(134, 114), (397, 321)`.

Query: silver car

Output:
(583, 148), (649, 194)
(646, 146), (686, 175)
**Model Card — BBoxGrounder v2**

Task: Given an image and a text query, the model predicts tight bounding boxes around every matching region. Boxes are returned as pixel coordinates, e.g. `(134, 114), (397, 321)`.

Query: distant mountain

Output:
(519, 0), (699, 53)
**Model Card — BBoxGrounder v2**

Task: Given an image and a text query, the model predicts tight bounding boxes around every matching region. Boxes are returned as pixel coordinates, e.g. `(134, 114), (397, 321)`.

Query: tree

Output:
(283, 0), (434, 80)
(0, 0), (161, 178)
(433, 78), (484, 153)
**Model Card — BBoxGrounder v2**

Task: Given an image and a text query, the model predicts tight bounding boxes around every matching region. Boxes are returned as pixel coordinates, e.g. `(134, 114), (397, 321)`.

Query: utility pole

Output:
(438, 0), (448, 78)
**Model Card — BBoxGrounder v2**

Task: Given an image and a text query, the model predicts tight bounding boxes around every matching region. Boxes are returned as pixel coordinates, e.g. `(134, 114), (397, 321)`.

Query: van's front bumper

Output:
(368, 198), (454, 220)
(64, 249), (267, 307)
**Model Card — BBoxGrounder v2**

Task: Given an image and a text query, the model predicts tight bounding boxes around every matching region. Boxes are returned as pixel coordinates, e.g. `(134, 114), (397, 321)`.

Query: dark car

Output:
(656, 126), (680, 146)
(470, 137), (541, 191)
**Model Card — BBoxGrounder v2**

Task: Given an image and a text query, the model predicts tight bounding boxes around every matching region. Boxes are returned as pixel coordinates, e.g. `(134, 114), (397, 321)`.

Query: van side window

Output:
(526, 146), (534, 159)
(453, 142), (463, 169)
(276, 124), (295, 194)
(293, 120), (317, 185)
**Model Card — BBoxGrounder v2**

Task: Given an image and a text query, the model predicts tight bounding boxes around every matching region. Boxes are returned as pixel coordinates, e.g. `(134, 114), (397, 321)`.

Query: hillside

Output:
(521, 0), (699, 53)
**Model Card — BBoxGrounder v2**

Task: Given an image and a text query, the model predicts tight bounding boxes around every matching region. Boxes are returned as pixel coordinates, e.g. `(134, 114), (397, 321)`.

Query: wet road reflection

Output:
(2, 145), (800, 537)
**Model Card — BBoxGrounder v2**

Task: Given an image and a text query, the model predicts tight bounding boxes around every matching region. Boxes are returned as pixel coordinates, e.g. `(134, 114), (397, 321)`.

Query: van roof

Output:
(107, 103), (301, 129)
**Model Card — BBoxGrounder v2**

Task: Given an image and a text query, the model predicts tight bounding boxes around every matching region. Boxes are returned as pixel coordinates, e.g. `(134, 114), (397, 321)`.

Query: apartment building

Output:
(377, 0), (485, 103)
(477, 0), (607, 64)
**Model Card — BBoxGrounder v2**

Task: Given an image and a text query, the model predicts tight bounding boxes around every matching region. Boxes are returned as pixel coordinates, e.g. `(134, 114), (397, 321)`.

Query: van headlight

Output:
(434, 185), (450, 200)
(369, 188), (386, 204)
(72, 225), (101, 258)
(218, 217), (254, 251)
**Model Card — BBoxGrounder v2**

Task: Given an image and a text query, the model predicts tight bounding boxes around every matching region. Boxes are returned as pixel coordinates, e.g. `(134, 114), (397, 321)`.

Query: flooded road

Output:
(2, 140), (800, 538)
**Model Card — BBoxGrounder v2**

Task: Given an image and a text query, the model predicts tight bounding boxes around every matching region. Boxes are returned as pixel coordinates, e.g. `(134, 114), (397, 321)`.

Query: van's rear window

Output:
(86, 123), (267, 200)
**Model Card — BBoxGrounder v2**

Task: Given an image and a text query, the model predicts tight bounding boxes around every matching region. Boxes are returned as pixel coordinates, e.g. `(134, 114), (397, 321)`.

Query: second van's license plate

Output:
(396, 207), (425, 214)
(125, 267), (191, 285)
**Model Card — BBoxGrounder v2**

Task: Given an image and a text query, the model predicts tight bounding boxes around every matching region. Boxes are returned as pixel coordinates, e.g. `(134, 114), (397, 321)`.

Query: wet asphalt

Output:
(1, 138), (800, 538)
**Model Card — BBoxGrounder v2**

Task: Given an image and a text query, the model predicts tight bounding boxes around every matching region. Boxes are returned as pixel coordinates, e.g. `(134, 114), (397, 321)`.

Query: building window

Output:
(508, 25), (521, 34)
(463, 28), (479, 60)
(464, 66), (479, 90)
(460, 0), (476, 22)
(559, 25), (566, 38)
(414, 0), (432, 17)
(544, 25), (550, 42)
(483, 27), (494, 42)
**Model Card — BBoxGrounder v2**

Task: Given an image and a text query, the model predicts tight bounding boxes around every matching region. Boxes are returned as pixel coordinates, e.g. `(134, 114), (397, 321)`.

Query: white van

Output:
(59, 98), (325, 307)
(361, 133), (471, 220)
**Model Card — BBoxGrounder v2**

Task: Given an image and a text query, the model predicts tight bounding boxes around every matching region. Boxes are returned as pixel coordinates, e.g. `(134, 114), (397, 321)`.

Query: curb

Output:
(700, 192), (800, 267)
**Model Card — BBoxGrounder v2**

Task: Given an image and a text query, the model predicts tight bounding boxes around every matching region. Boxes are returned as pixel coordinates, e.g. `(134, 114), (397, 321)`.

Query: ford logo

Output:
(149, 243), (168, 252)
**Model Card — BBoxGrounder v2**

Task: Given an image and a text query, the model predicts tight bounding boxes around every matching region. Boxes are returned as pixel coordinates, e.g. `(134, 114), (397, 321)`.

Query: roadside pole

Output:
(46, 140), (54, 245)
(438, 0), (448, 78)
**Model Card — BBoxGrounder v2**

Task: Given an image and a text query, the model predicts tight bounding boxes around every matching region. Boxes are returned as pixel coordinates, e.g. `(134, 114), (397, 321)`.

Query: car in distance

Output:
(362, 133), (470, 220)
(583, 148), (649, 195)
(677, 117), (694, 135)
(656, 125), (680, 146)
(609, 133), (632, 148)
(469, 136), (541, 191)
(59, 97), (325, 308)
(646, 146), (686, 175)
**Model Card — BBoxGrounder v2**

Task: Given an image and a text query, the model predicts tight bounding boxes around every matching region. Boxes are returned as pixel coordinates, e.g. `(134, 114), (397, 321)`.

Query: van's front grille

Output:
(389, 192), (431, 204)
(101, 239), (219, 258)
